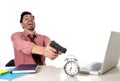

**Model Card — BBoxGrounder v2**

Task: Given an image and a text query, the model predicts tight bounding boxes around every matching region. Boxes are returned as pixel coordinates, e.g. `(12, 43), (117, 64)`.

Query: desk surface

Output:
(11, 65), (120, 81)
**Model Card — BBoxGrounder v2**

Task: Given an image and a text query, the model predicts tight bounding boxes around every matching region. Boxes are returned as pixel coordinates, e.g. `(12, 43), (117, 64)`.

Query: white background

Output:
(0, 0), (120, 67)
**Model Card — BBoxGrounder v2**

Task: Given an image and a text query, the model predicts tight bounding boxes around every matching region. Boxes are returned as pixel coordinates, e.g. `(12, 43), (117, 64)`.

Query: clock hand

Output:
(70, 67), (72, 71)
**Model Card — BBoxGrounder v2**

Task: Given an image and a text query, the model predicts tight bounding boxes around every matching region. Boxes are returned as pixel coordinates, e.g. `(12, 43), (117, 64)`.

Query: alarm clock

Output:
(64, 55), (80, 77)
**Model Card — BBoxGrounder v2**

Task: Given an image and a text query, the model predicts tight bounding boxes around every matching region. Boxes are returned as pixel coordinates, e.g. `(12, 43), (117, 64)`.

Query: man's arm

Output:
(11, 32), (35, 55)
(32, 44), (60, 60)
(11, 32), (61, 60)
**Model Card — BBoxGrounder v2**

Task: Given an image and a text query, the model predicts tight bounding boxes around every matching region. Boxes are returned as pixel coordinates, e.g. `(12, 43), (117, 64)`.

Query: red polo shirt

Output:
(11, 31), (50, 66)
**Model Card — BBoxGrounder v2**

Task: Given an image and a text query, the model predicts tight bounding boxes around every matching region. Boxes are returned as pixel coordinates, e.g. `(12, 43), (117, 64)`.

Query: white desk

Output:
(12, 65), (120, 81)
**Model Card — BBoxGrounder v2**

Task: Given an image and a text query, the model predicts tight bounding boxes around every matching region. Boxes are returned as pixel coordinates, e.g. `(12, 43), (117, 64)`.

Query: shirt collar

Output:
(23, 31), (38, 37)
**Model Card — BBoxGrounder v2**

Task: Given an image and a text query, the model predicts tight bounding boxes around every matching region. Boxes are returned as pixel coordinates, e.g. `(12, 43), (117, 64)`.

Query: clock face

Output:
(64, 61), (79, 76)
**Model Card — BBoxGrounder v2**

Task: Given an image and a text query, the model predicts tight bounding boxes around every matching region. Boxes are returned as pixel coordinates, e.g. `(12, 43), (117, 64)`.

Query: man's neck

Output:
(24, 29), (35, 35)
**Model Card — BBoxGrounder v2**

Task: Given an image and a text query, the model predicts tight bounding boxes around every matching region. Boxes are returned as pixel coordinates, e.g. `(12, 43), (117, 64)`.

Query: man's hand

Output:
(32, 44), (61, 60)
(43, 44), (62, 60)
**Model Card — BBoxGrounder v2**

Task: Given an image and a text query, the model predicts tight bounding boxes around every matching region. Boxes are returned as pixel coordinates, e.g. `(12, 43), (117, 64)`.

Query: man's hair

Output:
(20, 11), (33, 23)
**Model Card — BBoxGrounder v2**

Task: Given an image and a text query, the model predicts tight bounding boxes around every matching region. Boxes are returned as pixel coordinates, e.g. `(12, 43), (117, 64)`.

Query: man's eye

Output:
(25, 18), (28, 20)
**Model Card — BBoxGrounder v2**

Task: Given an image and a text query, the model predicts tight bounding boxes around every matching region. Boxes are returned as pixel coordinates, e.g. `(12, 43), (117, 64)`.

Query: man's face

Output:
(21, 14), (35, 31)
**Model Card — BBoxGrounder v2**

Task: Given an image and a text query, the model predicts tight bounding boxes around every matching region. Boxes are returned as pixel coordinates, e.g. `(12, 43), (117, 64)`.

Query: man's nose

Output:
(28, 17), (33, 21)
(29, 18), (32, 21)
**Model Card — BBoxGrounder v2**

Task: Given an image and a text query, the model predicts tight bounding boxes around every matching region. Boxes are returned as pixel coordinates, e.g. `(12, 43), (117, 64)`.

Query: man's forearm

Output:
(31, 45), (45, 55)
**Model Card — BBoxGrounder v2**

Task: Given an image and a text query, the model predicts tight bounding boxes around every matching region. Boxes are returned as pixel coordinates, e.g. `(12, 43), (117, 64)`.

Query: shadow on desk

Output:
(38, 66), (62, 81)
(78, 66), (120, 81)
(65, 77), (79, 81)
(96, 66), (120, 81)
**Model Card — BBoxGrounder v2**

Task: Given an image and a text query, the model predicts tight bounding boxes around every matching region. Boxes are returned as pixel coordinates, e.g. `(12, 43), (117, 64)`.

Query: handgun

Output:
(50, 41), (67, 54)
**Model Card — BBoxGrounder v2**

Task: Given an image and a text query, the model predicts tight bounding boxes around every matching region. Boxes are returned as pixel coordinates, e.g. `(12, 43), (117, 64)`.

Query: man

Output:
(11, 11), (61, 66)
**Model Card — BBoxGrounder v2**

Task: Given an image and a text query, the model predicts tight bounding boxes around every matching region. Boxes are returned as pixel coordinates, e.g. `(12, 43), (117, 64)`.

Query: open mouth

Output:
(28, 22), (33, 26)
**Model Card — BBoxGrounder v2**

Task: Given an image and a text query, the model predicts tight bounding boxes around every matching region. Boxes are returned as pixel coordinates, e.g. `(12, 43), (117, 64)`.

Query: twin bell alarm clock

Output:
(64, 55), (80, 77)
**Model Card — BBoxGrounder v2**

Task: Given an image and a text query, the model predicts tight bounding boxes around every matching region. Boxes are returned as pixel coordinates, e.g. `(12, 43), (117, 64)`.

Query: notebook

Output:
(80, 31), (120, 75)
(0, 68), (26, 81)
(10, 64), (39, 74)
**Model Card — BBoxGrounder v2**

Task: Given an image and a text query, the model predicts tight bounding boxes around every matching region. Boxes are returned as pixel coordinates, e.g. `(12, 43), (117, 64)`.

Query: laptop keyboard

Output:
(91, 63), (102, 71)
(83, 63), (102, 71)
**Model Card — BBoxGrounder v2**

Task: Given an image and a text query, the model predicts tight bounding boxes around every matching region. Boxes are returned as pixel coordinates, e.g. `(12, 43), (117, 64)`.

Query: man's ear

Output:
(20, 23), (24, 28)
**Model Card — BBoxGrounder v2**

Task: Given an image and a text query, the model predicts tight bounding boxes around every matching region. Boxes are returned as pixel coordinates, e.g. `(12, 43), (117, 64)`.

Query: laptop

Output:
(80, 31), (120, 75)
